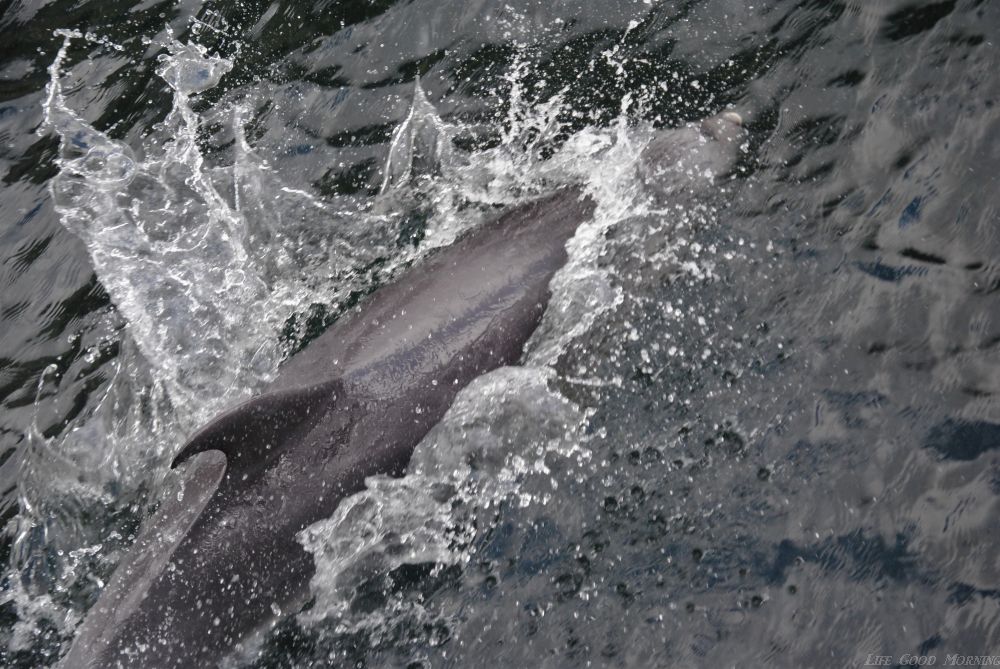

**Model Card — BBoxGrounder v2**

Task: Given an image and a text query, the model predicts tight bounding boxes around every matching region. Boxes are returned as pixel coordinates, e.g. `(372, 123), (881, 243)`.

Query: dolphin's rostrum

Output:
(59, 111), (744, 668)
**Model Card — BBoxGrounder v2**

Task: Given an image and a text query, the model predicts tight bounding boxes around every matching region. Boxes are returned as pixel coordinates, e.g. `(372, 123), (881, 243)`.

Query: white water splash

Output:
(46, 31), (280, 427)
(380, 78), (460, 194)
(300, 366), (586, 627)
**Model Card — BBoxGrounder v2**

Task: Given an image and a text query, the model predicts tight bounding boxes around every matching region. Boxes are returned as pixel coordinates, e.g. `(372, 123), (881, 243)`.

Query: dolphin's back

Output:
(61, 187), (596, 668)
(275, 188), (591, 394)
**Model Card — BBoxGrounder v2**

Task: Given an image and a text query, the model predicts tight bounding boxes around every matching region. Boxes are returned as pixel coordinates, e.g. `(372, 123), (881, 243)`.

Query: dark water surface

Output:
(2, 0), (1000, 667)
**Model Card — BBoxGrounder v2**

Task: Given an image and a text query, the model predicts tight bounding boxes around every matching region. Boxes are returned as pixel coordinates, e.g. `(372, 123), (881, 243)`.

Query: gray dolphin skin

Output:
(58, 111), (744, 669)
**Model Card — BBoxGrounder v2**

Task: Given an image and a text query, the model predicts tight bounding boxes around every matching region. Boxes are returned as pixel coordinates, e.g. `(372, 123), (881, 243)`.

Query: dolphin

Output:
(58, 111), (744, 668)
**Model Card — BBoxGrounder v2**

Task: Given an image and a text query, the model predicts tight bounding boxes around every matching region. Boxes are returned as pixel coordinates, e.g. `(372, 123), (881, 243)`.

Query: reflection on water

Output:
(2, 0), (1000, 666)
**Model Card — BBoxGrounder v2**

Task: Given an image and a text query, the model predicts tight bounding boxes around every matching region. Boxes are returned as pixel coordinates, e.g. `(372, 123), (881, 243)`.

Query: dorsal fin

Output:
(171, 378), (341, 470)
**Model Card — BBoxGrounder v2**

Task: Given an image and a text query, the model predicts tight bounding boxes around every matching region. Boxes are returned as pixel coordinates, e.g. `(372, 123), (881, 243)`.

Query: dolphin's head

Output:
(699, 110), (745, 147)
(638, 110), (746, 203)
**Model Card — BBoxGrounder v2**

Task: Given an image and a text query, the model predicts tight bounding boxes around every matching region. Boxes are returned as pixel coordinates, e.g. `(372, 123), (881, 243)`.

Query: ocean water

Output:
(1, 0), (999, 667)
